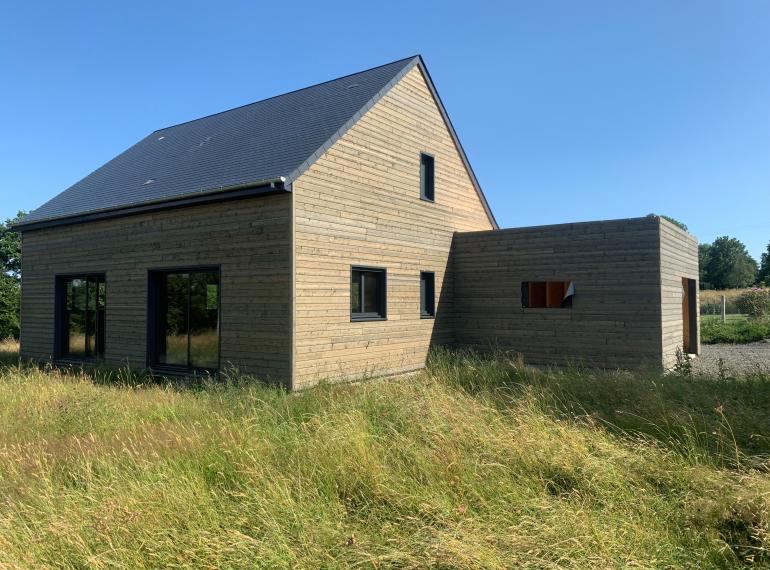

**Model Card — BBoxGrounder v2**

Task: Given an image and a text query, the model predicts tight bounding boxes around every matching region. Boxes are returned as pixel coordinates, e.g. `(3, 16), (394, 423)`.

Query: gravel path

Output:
(695, 342), (770, 375)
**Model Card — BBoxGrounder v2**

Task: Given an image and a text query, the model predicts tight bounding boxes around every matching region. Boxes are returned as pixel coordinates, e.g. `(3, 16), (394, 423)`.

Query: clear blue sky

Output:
(2, 1), (768, 260)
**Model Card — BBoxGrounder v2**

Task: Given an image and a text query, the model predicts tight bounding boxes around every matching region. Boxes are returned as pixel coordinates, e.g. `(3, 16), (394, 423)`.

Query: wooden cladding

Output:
(292, 65), (493, 388)
(522, 281), (574, 308)
(20, 194), (292, 383)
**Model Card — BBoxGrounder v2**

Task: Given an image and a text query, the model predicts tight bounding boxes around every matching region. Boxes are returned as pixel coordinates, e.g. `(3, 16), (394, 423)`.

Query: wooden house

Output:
(14, 56), (699, 388)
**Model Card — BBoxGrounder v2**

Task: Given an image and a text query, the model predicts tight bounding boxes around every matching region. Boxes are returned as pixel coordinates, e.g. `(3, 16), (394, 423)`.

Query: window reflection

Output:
(153, 270), (219, 370)
(60, 275), (105, 359)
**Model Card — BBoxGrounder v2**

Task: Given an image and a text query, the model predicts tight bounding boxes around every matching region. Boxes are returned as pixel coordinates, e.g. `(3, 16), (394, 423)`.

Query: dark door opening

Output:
(682, 277), (697, 354)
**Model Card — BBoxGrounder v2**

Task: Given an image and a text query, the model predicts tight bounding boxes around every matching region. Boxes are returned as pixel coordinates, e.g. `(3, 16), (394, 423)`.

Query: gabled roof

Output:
(17, 55), (497, 231)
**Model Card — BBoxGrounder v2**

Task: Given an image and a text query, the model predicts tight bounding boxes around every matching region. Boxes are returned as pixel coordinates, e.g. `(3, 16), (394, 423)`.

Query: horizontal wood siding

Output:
(292, 66), (494, 388)
(20, 194), (291, 383)
(453, 218), (666, 369)
(658, 219), (700, 367)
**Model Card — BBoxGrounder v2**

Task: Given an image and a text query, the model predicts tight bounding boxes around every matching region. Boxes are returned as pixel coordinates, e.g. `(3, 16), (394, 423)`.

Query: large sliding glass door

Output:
(56, 274), (106, 359)
(149, 269), (220, 371)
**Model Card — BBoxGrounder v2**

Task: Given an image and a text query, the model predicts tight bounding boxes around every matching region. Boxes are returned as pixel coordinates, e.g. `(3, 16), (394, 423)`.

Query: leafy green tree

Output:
(0, 212), (23, 279)
(698, 243), (711, 286)
(757, 242), (770, 286)
(0, 212), (25, 339)
(704, 236), (758, 289)
(0, 276), (20, 339)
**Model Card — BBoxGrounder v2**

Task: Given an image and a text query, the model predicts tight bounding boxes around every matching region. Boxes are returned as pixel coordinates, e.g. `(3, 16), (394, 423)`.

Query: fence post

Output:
(721, 295), (726, 323)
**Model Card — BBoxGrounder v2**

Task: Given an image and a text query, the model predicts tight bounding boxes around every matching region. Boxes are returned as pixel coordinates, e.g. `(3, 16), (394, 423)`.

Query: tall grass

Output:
(0, 343), (768, 568)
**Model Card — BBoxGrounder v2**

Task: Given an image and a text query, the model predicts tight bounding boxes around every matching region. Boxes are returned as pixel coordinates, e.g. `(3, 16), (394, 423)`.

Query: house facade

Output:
(15, 56), (699, 389)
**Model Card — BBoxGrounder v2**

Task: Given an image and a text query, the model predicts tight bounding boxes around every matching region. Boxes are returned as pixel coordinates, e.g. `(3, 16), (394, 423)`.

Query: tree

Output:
(757, 242), (770, 286)
(699, 243), (712, 286)
(704, 236), (758, 289)
(0, 211), (23, 279)
(0, 212), (25, 339)
(0, 276), (20, 339)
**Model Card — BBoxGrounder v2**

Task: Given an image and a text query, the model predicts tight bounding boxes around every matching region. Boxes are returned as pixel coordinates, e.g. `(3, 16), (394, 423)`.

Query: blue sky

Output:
(2, 1), (768, 260)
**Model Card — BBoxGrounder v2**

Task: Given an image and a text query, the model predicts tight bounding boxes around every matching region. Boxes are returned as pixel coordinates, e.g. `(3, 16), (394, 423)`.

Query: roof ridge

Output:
(155, 55), (421, 133)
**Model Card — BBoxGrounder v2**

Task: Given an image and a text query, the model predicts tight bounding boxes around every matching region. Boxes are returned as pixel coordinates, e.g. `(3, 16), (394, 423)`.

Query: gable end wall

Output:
(291, 65), (494, 388)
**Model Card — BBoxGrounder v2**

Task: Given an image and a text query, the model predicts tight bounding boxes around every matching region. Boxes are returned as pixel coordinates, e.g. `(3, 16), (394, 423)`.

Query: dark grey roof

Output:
(18, 55), (497, 230)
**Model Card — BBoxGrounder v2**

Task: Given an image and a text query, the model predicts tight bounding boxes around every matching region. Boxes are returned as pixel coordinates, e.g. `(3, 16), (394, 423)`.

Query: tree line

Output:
(660, 215), (769, 290)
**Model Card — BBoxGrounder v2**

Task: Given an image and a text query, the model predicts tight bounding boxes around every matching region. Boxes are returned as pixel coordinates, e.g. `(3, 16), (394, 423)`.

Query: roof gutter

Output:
(13, 177), (288, 232)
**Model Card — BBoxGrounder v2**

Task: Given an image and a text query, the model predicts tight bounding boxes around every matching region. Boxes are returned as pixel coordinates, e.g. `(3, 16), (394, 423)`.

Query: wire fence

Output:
(700, 294), (745, 321)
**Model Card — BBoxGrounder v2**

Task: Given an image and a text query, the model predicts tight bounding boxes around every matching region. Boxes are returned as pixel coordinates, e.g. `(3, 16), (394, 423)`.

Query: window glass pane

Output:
(59, 275), (105, 359)
(206, 284), (218, 311)
(363, 272), (379, 313)
(421, 153), (435, 200)
(98, 281), (106, 308)
(351, 271), (362, 313)
(71, 279), (86, 311)
(420, 275), (427, 313)
(85, 304), (96, 356)
(87, 278), (97, 311)
(67, 279), (87, 357)
(159, 273), (189, 366)
(190, 272), (219, 369)
(421, 272), (434, 316)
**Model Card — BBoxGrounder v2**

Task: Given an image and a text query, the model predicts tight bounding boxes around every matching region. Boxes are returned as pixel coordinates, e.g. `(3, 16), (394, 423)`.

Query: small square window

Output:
(351, 267), (387, 321)
(522, 281), (575, 308)
(420, 271), (435, 318)
(420, 152), (435, 202)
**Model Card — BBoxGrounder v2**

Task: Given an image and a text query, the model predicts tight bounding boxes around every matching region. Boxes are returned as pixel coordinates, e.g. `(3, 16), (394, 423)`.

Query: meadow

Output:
(0, 340), (768, 568)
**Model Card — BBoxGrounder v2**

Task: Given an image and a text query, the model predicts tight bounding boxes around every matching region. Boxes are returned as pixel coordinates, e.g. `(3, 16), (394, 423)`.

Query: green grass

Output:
(701, 316), (770, 344)
(0, 342), (768, 568)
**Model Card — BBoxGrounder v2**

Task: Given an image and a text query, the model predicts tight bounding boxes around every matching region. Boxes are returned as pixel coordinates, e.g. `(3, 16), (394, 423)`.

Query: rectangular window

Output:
(522, 281), (575, 309)
(56, 274), (106, 359)
(149, 268), (220, 371)
(420, 152), (435, 201)
(350, 266), (386, 321)
(420, 271), (435, 318)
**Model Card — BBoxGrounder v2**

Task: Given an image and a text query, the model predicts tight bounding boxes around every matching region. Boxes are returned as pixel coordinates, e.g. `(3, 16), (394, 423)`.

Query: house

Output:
(14, 55), (699, 389)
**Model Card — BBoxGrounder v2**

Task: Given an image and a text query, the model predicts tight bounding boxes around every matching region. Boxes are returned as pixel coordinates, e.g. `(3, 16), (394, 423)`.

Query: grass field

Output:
(0, 341), (768, 568)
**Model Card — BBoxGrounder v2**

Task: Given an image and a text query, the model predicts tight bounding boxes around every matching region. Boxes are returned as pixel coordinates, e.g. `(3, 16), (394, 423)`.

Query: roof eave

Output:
(13, 177), (289, 232)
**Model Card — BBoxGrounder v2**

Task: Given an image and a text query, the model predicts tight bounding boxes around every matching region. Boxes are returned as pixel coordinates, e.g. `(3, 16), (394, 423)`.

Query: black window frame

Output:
(147, 266), (222, 374)
(420, 152), (435, 202)
(420, 271), (436, 318)
(350, 266), (387, 322)
(54, 273), (107, 361)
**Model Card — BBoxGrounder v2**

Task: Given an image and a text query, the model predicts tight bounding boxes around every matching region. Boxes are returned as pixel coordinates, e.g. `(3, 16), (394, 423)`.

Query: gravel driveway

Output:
(694, 342), (770, 375)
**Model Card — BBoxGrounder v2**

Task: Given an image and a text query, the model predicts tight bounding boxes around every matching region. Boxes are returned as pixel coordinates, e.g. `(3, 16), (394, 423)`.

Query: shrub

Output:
(701, 318), (770, 344)
(736, 288), (770, 319)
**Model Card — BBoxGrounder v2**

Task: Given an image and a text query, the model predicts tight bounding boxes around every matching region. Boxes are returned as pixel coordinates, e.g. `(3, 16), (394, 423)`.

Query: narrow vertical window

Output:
(149, 268), (220, 371)
(420, 152), (435, 201)
(350, 266), (386, 320)
(420, 271), (435, 318)
(56, 274), (106, 359)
